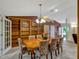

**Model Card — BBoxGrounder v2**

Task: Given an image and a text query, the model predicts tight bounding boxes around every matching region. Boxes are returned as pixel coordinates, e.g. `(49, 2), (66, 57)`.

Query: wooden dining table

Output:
(23, 39), (50, 49)
(22, 39), (50, 59)
(22, 37), (60, 59)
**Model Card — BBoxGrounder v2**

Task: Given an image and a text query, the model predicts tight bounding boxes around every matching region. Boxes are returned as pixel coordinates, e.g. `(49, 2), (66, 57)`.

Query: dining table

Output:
(22, 39), (50, 59)
(22, 37), (61, 59)
(23, 39), (50, 49)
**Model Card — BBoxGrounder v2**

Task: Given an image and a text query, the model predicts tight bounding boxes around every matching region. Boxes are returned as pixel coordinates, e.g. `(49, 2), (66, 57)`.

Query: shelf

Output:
(21, 33), (30, 35)
(31, 22), (37, 27)
(12, 32), (19, 35)
(21, 28), (30, 31)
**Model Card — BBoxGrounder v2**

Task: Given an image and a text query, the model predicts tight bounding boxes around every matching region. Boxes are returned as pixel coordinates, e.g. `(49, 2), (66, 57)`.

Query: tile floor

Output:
(0, 40), (77, 59)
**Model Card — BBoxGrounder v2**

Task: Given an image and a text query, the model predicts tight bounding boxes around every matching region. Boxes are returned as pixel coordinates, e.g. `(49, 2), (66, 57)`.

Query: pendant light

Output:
(36, 4), (46, 23)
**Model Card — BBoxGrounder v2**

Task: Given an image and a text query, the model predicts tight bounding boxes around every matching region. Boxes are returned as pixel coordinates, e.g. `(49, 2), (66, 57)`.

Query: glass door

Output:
(62, 24), (69, 40)
(3, 17), (12, 54)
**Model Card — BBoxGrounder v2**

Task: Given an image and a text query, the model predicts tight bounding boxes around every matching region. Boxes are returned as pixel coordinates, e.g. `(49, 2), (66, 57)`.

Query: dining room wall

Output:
(44, 20), (61, 38)
(6, 16), (44, 47)
(66, 24), (77, 42)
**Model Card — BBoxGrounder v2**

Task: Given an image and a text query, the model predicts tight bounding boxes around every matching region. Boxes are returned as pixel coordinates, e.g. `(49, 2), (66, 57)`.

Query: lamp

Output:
(36, 4), (46, 23)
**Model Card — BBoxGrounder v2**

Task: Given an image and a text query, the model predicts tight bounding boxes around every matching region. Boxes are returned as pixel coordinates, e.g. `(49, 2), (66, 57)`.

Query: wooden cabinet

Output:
(31, 22), (38, 35)
(11, 18), (20, 47)
(20, 19), (30, 39)
(0, 17), (12, 56)
(6, 16), (44, 47)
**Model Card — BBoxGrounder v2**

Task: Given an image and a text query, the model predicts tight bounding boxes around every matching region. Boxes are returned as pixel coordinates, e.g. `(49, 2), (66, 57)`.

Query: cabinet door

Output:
(20, 19), (30, 39)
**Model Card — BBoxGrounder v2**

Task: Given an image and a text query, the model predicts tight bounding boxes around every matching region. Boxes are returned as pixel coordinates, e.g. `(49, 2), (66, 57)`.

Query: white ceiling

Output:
(0, 0), (77, 23)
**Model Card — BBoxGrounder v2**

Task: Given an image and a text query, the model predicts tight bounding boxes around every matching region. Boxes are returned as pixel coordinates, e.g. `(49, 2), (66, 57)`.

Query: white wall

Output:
(67, 24), (73, 42)
(67, 23), (77, 42)
(50, 26), (55, 38)
(44, 25), (49, 33)
(72, 27), (77, 34)
(44, 25), (55, 38)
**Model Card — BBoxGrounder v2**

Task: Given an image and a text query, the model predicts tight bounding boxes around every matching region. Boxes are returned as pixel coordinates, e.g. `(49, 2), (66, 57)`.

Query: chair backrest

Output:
(39, 41), (48, 55)
(50, 39), (57, 51)
(36, 35), (43, 39)
(60, 37), (63, 43)
(58, 37), (63, 47)
(18, 38), (22, 54)
(29, 35), (35, 40)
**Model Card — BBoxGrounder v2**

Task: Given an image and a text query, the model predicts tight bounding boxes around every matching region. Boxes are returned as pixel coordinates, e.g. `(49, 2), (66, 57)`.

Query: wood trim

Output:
(77, 0), (79, 59)
(30, 20), (31, 35)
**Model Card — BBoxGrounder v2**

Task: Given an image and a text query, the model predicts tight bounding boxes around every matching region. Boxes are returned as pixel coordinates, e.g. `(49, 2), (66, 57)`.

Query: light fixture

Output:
(54, 9), (59, 12)
(36, 4), (46, 23)
(50, 8), (59, 13)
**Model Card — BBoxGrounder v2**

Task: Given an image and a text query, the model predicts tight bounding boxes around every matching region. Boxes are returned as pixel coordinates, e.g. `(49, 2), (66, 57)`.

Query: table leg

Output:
(31, 50), (36, 59)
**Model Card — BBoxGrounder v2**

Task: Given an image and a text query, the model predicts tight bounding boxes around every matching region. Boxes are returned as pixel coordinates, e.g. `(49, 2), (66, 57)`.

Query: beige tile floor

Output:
(0, 40), (77, 59)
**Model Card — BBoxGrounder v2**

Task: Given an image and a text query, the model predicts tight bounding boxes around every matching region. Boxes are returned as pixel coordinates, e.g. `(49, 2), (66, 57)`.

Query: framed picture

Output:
(32, 22), (37, 26)
(21, 21), (30, 27)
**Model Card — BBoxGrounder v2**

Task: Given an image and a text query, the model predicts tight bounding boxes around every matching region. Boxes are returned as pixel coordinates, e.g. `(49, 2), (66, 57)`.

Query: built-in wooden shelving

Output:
(6, 16), (44, 47)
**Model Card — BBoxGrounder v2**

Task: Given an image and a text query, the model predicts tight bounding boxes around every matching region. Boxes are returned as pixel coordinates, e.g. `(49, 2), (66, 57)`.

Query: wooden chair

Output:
(57, 37), (63, 54)
(36, 35), (43, 39)
(29, 35), (35, 40)
(18, 38), (36, 59)
(18, 38), (27, 59)
(38, 41), (48, 59)
(18, 38), (23, 59)
(49, 39), (58, 59)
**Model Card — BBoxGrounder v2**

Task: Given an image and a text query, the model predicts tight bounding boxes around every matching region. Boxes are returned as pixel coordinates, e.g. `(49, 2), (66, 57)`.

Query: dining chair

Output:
(18, 38), (27, 59)
(36, 35), (43, 39)
(49, 39), (58, 59)
(38, 41), (48, 59)
(29, 35), (36, 40)
(57, 37), (63, 54)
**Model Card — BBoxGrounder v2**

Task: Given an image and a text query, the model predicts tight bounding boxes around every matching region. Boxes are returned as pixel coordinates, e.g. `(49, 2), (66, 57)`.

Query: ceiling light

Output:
(36, 4), (46, 23)
(50, 9), (59, 13)
(54, 9), (59, 12)
(43, 16), (48, 19)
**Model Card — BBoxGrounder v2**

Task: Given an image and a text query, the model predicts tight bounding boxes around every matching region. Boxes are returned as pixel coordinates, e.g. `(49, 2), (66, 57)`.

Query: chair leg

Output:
(39, 53), (41, 59)
(61, 46), (63, 53)
(46, 53), (48, 59)
(39, 57), (41, 59)
(57, 46), (60, 55)
(19, 53), (23, 59)
(55, 50), (57, 56)
(19, 54), (20, 59)
(31, 51), (36, 59)
(50, 52), (53, 59)
(34, 52), (36, 59)
(31, 52), (33, 59)
(21, 54), (22, 59)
